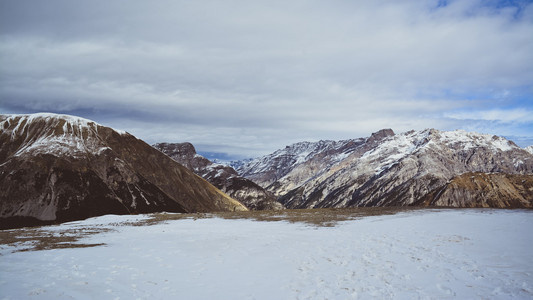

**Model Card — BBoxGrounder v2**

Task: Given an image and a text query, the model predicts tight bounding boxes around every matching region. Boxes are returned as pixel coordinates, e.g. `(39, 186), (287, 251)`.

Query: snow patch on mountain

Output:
(436, 129), (516, 152)
(525, 145), (533, 155)
(361, 131), (421, 174)
(240, 140), (332, 174)
(235, 138), (367, 189)
(357, 129), (520, 175)
(1, 113), (128, 157)
(4, 113), (96, 132)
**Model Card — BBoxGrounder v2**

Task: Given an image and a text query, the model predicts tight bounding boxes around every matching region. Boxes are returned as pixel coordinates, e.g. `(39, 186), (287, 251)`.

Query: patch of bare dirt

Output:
(0, 227), (111, 253)
(139, 207), (426, 227)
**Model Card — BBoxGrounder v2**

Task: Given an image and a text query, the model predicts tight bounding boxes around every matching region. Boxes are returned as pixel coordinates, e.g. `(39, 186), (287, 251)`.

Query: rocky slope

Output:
(416, 172), (533, 208)
(0, 114), (246, 228)
(235, 129), (533, 208)
(153, 143), (283, 210)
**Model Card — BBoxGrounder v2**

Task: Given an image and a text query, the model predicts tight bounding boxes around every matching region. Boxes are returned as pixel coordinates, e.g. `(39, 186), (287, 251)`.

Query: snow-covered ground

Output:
(1, 209), (532, 299)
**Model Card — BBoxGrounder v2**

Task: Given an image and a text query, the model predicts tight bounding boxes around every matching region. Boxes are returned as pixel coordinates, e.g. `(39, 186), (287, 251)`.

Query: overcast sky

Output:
(1, 0), (532, 159)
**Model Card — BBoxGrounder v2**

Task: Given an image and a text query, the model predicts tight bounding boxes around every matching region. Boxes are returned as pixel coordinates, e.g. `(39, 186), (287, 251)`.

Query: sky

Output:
(1, 0), (532, 160)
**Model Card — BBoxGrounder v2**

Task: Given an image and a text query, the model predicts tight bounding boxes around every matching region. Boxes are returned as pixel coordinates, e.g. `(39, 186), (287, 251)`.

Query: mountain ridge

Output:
(234, 128), (533, 208)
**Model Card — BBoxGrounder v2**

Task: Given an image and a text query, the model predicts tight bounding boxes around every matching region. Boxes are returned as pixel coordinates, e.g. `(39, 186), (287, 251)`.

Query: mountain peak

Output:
(368, 128), (395, 141)
(154, 142), (197, 156)
(0, 113), (137, 160)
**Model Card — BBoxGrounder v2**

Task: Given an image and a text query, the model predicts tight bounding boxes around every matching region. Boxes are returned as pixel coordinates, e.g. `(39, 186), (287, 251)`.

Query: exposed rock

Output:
(153, 143), (211, 172)
(236, 129), (533, 208)
(153, 143), (283, 210)
(416, 173), (533, 208)
(0, 114), (247, 229)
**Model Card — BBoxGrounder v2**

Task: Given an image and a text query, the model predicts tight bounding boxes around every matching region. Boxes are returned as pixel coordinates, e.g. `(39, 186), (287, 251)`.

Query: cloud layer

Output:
(1, 0), (532, 158)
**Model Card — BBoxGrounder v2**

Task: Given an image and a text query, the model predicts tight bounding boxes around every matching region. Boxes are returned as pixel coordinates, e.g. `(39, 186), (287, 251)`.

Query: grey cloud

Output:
(1, 0), (532, 157)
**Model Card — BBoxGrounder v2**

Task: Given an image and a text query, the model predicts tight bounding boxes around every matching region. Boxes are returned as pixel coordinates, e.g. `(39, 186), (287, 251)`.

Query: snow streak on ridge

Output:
(1, 113), (126, 157)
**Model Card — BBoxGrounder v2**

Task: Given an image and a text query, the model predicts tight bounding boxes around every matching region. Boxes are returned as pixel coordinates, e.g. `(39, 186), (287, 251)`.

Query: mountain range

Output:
(1, 113), (532, 228)
(233, 129), (533, 208)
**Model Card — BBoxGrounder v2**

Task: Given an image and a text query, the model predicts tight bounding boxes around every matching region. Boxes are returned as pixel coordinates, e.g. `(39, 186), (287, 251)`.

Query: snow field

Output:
(0, 209), (532, 299)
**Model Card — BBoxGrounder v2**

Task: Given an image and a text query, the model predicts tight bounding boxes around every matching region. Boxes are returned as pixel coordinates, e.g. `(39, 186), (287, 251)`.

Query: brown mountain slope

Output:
(0, 114), (246, 229)
(417, 172), (533, 208)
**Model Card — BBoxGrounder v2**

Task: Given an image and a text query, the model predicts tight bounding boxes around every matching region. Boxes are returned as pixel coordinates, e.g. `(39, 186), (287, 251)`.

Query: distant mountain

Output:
(153, 143), (283, 210)
(235, 129), (533, 208)
(0, 113), (246, 228)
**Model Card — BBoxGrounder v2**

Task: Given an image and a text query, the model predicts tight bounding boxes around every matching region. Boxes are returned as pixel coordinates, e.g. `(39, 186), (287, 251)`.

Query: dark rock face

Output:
(0, 114), (247, 229)
(153, 143), (283, 210)
(366, 128), (395, 144)
(236, 129), (533, 209)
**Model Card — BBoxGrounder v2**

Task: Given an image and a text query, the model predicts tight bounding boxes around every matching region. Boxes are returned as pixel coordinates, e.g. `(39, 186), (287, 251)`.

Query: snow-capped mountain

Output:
(236, 129), (395, 192)
(235, 129), (533, 208)
(0, 113), (246, 228)
(153, 142), (283, 210)
(1, 113), (123, 159)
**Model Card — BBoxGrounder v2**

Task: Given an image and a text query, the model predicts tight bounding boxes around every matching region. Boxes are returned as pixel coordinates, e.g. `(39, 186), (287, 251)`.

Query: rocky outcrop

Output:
(0, 114), (247, 229)
(417, 173), (533, 208)
(154, 143), (283, 210)
(236, 129), (533, 208)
